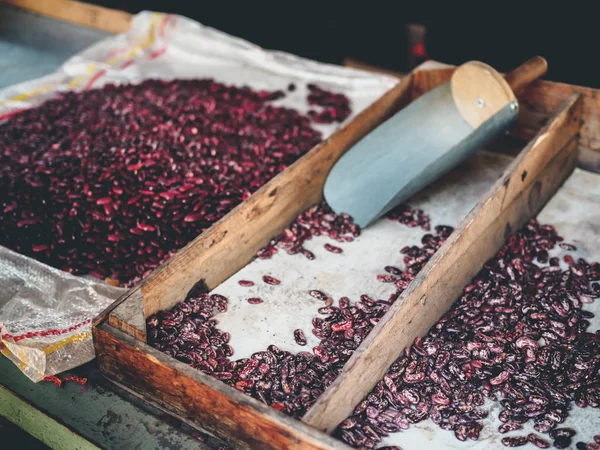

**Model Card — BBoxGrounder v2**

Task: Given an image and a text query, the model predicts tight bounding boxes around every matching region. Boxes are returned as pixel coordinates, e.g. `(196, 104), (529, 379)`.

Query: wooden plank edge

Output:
(1, 0), (132, 34)
(106, 290), (146, 341)
(94, 323), (351, 450)
(138, 74), (415, 318)
(302, 94), (583, 433)
(94, 32), (416, 337)
(93, 284), (140, 331)
(342, 57), (404, 79)
(409, 63), (600, 172)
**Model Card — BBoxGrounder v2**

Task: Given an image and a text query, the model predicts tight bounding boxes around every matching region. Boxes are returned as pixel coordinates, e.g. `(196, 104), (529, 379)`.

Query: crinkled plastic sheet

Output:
(0, 246), (124, 382)
(0, 11), (397, 381)
(206, 152), (600, 448)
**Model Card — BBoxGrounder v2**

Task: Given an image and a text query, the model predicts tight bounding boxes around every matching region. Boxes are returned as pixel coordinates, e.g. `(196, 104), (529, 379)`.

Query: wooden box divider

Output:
(94, 73), (415, 340)
(303, 93), (582, 432)
(0, 1), (596, 447)
(93, 61), (586, 449)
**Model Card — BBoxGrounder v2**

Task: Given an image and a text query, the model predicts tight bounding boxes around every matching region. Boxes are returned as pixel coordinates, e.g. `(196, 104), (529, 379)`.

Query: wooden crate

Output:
(92, 63), (591, 449)
(1, 1), (598, 448)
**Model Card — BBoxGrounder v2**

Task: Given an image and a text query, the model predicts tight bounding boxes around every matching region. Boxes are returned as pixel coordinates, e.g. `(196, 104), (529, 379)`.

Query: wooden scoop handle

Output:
(505, 56), (548, 94)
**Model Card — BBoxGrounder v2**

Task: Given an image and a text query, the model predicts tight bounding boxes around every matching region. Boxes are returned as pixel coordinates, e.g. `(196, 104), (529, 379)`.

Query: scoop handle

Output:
(505, 56), (548, 94)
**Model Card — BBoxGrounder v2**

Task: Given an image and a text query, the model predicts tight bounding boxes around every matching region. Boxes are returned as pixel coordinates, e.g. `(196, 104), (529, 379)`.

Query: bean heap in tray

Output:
(148, 201), (599, 449)
(0, 80), (349, 285)
(147, 202), (440, 418)
(337, 222), (600, 449)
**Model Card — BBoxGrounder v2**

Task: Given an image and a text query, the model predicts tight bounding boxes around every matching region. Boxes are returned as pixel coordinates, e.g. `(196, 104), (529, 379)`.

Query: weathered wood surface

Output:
(2, 0), (132, 34)
(94, 324), (351, 450)
(303, 94), (582, 433)
(342, 57), (404, 79)
(504, 56), (548, 95)
(0, 356), (215, 450)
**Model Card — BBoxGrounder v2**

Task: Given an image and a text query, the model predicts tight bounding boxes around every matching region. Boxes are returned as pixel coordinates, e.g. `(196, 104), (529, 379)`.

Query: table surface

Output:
(0, 355), (225, 449)
(0, 4), (224, 449)
(0, 3), (108, 88)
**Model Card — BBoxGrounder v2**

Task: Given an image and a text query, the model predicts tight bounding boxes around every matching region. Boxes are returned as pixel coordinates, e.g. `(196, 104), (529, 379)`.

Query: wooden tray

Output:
(92, 63), (589, 449)
(1, 1), (598, 448)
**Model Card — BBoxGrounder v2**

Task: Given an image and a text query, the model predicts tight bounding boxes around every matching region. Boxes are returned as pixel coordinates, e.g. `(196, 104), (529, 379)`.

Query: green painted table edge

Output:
(0, 384), (100, 450)
(0, 355), (221, 450)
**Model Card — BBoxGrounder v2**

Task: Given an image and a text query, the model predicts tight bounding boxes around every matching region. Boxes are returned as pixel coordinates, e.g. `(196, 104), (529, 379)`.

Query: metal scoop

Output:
(323, 57), (548, 227)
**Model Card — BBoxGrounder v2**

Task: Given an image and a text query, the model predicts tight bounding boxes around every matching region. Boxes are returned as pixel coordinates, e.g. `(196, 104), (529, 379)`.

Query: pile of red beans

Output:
(338, 220), (600, 449)
(0, 79), (350, 285)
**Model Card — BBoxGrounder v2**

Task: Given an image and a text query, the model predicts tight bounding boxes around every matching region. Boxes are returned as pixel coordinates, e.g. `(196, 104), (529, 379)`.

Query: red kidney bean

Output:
(559, 242), (577, 251)
(255, 202), (360, 261)
(306, 84), (351, 124)
(238, 280), (255, 287)
(309, 290), (329, 301)
(262, 275), (280, 285)
(454, 424), (468, 441)
(499, 422), (523, 433)
(528, 433), (550, 448)
(384, 266), (402, 276)
(338, 297), (350, 308)
(501, 436), (529, 447)
(247, 297), (263, 304)
(1, 79), (342, 285)
(302, 249), (316, 260)
(293, 329), (307, 346)
(550, 428), (576, 439)
(324, 243), (343, 254)
(331, 321), (352, 332)
(553, 436), (573, 449)
(255, 201), (433, 266)
(386, 205), (431, 230)
(490, 370), (510, 385)
(377, 274), (397, 283)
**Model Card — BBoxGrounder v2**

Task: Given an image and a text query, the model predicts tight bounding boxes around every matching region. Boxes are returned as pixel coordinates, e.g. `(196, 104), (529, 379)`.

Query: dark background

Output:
(88, 2), (599, 88)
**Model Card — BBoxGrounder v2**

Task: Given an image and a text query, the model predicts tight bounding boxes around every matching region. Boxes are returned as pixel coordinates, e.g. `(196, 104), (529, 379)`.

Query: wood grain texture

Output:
(94, 324), (351, 450)
(138, 75), (414, 319)
(514, 79), (600, 155)
(504, 56), (548, 95)
(106, 290), (146, 341)
(451, 61), (515, 129)
(302, 94), (583, 433)
(2, 0), (132, 34)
